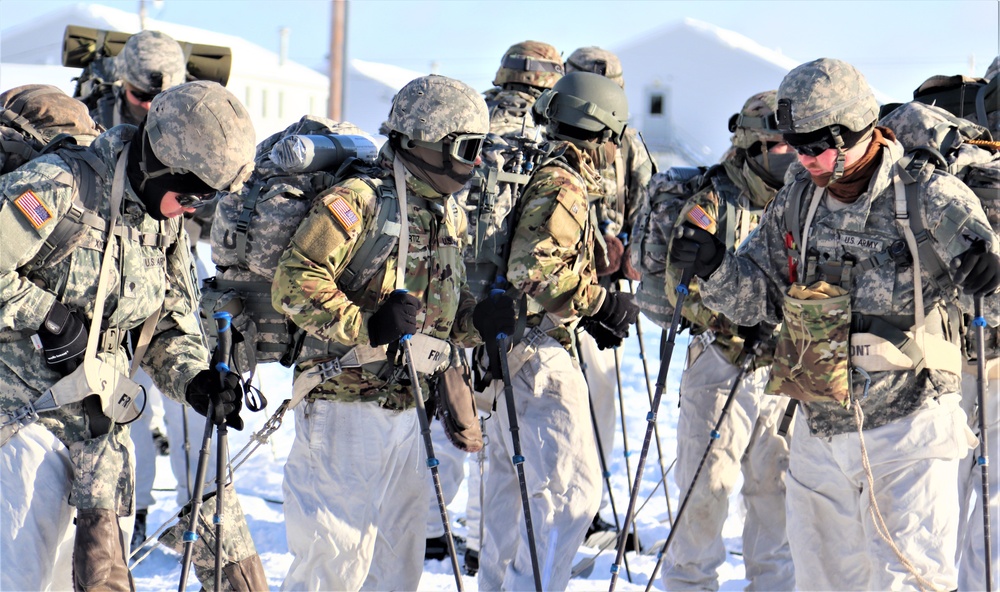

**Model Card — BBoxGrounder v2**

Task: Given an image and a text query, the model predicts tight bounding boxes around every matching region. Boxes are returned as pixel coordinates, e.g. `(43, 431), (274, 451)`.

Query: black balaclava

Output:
(126, 122), (214, 220)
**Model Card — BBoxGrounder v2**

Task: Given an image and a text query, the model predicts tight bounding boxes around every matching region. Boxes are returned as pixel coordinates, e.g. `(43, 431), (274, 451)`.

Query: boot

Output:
(130, 509), (148, 553)
(72, 508), (136, 592)
(464, 548), (479, 576)
(425, 533), (465, 561)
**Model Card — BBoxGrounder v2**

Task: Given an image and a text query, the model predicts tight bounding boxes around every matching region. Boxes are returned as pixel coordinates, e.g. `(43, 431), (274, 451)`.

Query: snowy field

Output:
(128, 308), (756, 591)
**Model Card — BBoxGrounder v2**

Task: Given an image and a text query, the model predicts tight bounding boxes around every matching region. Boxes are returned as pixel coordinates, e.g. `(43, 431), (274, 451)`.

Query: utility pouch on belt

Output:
(765, 281), (852, 405)
(435, 344), (483, 453)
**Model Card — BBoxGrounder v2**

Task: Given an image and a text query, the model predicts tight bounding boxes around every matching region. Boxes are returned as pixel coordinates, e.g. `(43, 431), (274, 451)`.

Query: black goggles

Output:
(175, 192), (216, 208)
(786, 136), (837, 157)
(410, 133), (486, 166)
(127, 87), (159, 103)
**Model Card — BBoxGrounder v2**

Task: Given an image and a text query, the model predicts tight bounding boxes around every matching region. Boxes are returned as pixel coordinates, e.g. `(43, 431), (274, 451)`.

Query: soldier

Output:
(483, 40), (564, 140)
(475, 71), (638, 590)
(562, 45), (656, 540)
(91, 29), (187, 129)
(0, 81), (261, 591)
(656, 91), (796, 591)
(271, 74), (505, 590)
(670, 57), (999, 589)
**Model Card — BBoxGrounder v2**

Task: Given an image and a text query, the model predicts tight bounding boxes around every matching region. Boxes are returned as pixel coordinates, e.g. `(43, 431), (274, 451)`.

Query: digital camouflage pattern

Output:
(492, 40), (564, 90)
(590, 127), (655, 238)
(565, 46), (625, 89)
(777, 58), (879, 134)
(506, 141), (605, 347)
(159, 484), (265, 591)
(271, 144), (478, 409)
(699, 138), (1000, 436)
(765, 282), (851, 405)
(0, 84), (101, 174)
(382, 75), (489, 143)
(69, 431), (134, 515)
(987, 55), (1000, 82)
(145, 81), (256, 193)
(115, 30), (186, 95)
(483, 87), (545, 140)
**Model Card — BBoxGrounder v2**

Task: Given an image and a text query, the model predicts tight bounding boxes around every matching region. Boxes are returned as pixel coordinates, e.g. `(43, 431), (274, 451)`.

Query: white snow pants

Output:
(425, 414), (468, 538)
(478, 334), (601, 591)
(786, 392), (976, 591)
(131, 368), (165, 510)
(578, 329), (619, 516)
(662, 342), (794, 591)
(466, 418), (488, 553)
(281, 399), (428, 592)
(957, 371), (1000, 592)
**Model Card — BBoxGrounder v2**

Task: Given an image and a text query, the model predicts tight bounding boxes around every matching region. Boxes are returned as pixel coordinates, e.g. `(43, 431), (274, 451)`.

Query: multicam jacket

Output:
(506, 141), (606, 347)
(271, 145), (478, 410)
(700, 139), (1000, 436)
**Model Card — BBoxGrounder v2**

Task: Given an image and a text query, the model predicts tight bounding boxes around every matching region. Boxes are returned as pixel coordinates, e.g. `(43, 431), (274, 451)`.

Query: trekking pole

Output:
(973, 296), (994, 592)
(613, 343), (642, 563)
(177, 312), (234, 592)
(644, 345), (757, 591)
(210, 311), (233, 592)
(631, 287), (675, 526)
(607, 268), (693, 592)
(399, 334), (465, 592)
(490, 289), (543, 592)
(575, 333), (631, 582)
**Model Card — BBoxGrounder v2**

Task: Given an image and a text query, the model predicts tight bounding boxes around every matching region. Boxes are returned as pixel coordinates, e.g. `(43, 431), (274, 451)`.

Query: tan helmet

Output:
(116, 30), (187, 96)
(564, 46), (624, 88)
(383, 75), (489, 143)
(0, 84), (100, 143)
(728, 90), (782, 150)
(492, 40), (564, 90)
(143, 81), (255, 193)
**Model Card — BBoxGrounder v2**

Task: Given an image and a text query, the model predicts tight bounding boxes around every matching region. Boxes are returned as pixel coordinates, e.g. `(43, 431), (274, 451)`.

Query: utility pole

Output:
(138, 0), (148, 30)
(328, 0), (346, 120)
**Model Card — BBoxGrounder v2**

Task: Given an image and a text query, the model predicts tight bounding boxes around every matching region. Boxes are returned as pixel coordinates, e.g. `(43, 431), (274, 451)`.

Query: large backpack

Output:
(202, 115), (387, 375)
(911, 74), (999, 133)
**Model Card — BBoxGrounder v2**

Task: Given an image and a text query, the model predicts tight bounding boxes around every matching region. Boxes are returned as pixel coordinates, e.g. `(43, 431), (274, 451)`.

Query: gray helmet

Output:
(564, 47), (624, 89)
(533, 71), (629, 145)
(492, 40), (564, 90)
(729, 90), (782, 150)
(144, 81), (255, 193)
(383, 75), (489, 143)
(776, 58), (878, 134)
(116, 30), (187, 96)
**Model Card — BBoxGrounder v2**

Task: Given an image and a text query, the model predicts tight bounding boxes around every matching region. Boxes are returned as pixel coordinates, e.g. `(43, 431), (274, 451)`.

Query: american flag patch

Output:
(686, 204), (713, 231)
(14, 190), (53, 230)
(327, 197), (360, 231)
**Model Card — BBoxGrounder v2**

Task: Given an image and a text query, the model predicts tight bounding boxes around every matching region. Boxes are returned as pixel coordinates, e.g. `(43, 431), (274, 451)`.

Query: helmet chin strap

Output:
(827, 125), (847, 183)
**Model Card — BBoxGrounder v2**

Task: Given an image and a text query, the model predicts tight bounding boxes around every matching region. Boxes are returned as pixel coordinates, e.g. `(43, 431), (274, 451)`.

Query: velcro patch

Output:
(327, 197), (360, 232)
(13, 190), (53, 230)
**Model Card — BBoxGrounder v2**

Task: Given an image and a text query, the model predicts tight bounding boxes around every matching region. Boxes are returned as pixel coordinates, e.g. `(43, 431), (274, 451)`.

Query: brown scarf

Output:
(825, 127), (896, 203)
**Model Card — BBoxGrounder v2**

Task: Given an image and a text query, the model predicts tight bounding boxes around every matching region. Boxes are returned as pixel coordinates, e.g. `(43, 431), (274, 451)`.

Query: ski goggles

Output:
(125, 86), (159, 103)
(410, 133), (486, 166)
(175, 192), (217, 209)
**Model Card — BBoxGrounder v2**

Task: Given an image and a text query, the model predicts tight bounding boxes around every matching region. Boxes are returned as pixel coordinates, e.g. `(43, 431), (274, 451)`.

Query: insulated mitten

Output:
(669, 222), (725, 279)
(185, 369), (244, 430)
(581, 291), (640, 350)
(368, 291), (421, 346)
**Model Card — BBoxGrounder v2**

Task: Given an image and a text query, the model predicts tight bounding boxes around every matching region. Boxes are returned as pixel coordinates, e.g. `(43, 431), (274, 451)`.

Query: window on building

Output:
(650, 93), (664, 116)
(261, 89), (268, 118)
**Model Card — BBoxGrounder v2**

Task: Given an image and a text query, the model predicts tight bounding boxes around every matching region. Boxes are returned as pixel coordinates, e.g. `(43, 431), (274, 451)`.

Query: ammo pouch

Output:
(765, 282), (852, 405)
(434, 344), (483, 453)
(158, 484), (267, 592)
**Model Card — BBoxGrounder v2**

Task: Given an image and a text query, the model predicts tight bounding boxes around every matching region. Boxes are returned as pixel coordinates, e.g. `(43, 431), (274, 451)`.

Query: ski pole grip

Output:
(488, 288), (509, 341)
(212, 311), (232, 376)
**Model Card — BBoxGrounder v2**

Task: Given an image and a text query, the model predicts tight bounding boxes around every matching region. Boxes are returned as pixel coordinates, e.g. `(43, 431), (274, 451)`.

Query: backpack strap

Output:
(782, 179), (810, 282)
(235, 180), (265, 269)
(338, 175), (401, 294)
(894, 149), (955, 296)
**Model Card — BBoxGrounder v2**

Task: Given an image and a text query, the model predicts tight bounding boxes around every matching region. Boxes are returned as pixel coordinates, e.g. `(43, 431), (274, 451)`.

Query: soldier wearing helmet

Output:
(92, 29), (187, 129)
(272, 74), (506, 590)
(650, 91), (796, 591)
(0, 81), (258, 591)
(670, 58), (1000, 590)
(469, 71), (637, 590)
(483, 40), (564, 139)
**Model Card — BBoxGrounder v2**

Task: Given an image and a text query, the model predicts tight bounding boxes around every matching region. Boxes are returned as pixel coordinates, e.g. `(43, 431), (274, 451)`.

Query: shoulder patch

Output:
(327, 196), (361, 232)
(13, 190), (53, 230)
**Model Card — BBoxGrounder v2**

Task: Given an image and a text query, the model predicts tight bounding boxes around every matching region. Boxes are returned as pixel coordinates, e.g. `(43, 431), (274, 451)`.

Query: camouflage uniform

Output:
(273, 75), (486, 591)
(478, 139), (604, 591)
(660, 91), (795, 591)
(482, 40), (563, 141)
(0, 125), (206, 591)
(695, 59), (991, 590)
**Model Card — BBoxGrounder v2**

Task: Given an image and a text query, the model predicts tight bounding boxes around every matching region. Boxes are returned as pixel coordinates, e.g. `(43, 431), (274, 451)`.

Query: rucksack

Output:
(911, 74), (999, 133)
(629, 165), (712, 329)
(202, 115), (386, 375)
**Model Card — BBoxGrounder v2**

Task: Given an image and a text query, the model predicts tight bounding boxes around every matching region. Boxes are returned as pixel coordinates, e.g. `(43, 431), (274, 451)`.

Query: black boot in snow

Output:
(464, 548), (479, 576)
(130, 509), (148, 553)
(425, 533), (466, 561)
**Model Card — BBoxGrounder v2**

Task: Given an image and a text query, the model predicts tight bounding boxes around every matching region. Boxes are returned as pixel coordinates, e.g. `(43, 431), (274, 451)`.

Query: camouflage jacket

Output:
(0, 125), (208, 445)
(507, 141), (606, 348)
(484, 86), (544, 141)
(271, 146), (478, 409)
(700, 139), (1000, 436)
(591, 127), (655, 239)
(90, 84), (141, 130)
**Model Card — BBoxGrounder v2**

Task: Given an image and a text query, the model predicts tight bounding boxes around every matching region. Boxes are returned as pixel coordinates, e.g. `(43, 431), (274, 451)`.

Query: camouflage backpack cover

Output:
(203, 115), (379, 373)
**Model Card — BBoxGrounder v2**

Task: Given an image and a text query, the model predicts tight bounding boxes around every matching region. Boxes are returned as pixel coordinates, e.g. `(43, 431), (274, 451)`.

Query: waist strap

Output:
(0, 403), (39, 448)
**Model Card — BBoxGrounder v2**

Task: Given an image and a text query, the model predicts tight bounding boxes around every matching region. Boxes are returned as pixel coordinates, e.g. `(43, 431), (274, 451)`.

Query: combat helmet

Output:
(533, 71), (629, 147)
(493, 41), (564, 92)
(727, 90), (795, 206)
(116, 30), (187, 97)
(141, 80), (255, 194)
(564, 47), (624, 89)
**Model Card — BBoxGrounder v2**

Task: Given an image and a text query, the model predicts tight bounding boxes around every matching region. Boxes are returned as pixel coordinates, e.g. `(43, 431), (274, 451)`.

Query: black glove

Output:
(581, 291), (640, 350)
(953, 240), (1000, 296)
(473, 293), (517, 343)
(185, 369), (244, 430)
(368, 291), (421, 346)
(669, 222), (726, 280)
(737, 324), (762, 352)
(37, 302), (88, 375)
